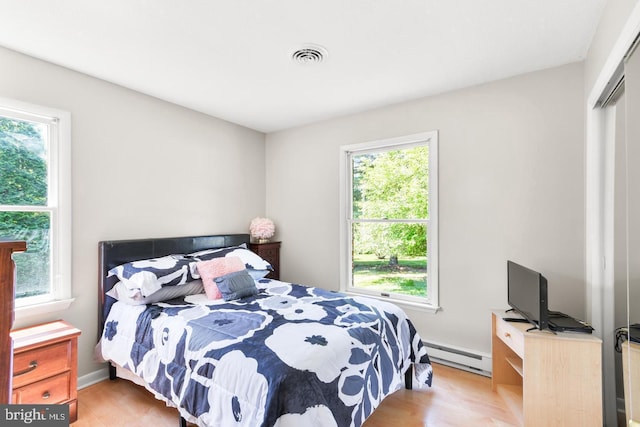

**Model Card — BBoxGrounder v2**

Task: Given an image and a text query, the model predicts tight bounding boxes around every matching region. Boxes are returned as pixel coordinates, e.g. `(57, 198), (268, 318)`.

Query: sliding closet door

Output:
(614, 89), (628, 422)
(624, 44), (640, 425)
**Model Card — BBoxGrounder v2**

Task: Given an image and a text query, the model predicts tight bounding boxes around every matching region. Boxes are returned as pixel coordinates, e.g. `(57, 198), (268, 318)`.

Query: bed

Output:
(97, 234), (432, 427)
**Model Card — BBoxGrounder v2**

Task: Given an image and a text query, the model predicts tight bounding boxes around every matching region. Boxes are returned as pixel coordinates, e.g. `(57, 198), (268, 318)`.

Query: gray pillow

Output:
(215, 270), (258, 301)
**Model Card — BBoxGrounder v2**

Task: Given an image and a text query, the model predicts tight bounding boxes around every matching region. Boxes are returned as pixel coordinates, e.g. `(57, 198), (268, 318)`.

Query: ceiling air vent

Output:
(291, 44), (328, 64)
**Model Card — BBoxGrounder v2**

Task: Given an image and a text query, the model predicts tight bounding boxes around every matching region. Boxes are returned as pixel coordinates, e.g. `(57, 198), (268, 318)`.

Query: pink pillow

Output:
(196, 256), (246, 300)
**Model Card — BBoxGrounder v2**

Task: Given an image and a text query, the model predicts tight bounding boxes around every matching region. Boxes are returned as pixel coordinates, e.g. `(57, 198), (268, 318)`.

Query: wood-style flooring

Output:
(73, 363), (518, 427)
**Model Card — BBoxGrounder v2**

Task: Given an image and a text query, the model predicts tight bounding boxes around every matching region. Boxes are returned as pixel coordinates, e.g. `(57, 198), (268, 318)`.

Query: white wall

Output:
(0, 46), (266, 378)
(265, 63), (585, 354)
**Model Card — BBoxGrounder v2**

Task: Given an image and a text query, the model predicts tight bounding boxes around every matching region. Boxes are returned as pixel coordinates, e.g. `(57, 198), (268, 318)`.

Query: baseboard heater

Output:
(424, 341), (492, 377)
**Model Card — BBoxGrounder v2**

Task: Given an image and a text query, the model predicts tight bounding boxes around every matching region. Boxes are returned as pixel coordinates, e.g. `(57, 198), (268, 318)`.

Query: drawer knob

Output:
(14, 361), (38, 377)
(42, 391), (50, 400)
(504, 333), (511, 338)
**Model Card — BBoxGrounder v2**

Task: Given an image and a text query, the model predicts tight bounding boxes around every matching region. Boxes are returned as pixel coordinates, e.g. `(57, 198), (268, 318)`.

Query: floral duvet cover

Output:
(99, 279), (432, 427)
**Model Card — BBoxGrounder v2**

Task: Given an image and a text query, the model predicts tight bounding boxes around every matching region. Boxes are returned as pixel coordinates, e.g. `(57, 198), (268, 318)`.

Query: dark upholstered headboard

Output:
(97, 234), (250, 335)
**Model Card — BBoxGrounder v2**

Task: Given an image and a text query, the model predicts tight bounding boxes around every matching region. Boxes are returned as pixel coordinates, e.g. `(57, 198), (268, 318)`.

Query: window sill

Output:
(15, 298), (75, 321)
(344, 291), (440, 314)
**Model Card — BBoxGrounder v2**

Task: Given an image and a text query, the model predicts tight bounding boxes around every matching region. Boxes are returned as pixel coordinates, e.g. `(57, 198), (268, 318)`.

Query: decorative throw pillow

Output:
(215, 269), (258, 301)
(197, 256), (246, 300)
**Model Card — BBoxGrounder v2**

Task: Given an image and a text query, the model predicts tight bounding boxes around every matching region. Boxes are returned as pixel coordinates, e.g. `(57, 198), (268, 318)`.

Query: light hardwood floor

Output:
(73, 363), (518, 427)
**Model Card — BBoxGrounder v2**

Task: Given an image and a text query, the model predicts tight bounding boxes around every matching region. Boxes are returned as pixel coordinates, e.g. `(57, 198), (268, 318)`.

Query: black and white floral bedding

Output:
(99, 279), (433, 427)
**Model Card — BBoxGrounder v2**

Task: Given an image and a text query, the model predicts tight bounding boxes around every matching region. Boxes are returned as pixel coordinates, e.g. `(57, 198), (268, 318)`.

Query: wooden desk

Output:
(491, 311), (602, 426)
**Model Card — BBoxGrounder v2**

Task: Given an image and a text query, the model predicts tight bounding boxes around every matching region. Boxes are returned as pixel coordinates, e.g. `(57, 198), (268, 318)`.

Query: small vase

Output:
(257, 238), (270, 244)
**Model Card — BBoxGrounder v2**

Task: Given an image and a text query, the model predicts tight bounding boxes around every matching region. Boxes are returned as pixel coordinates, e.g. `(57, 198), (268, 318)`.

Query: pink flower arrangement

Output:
(249, 217), (275, 241)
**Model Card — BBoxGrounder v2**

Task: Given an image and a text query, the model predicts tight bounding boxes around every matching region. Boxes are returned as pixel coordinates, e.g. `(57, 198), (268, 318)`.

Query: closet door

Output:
(624, 44), (640, 426)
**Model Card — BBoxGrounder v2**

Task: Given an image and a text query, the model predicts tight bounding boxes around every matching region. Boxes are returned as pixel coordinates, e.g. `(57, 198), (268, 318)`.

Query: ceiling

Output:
(0, 1), (606, 133)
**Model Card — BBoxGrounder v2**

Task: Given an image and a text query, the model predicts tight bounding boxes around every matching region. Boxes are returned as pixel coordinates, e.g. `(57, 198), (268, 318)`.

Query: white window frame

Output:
(0, 97), (73, 318)
(339, 131), (439, 312)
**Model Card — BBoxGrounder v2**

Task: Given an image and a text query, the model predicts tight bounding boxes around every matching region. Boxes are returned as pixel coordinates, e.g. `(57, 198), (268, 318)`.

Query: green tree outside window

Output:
(0, 117), (51, 298)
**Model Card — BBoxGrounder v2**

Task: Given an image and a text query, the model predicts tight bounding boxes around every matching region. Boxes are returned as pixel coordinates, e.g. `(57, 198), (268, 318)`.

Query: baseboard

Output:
(78, 367), (109, 389)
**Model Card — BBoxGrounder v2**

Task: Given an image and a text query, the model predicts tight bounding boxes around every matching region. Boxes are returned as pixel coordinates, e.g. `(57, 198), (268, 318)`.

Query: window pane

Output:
(352, 145), (428, 220)
(0, 116), (48, 206)
(352, 221), (427, 297)
(0, 211), (51, 298)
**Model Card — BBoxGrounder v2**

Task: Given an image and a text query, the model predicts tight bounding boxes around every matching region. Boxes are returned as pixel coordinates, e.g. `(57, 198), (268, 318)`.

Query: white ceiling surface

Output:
(0, 1), (606, 133)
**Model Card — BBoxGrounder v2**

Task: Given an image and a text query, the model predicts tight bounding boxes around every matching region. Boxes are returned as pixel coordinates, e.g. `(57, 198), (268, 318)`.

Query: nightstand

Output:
(11, 320), (81, 423)
(249, 241), (281, 280)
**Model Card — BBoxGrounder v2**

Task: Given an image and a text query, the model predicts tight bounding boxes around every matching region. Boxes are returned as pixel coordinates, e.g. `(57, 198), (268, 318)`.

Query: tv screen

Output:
(507, 260), (549, 330)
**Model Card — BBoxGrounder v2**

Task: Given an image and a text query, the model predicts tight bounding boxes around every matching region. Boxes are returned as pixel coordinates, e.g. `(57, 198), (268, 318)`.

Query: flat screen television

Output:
(507, 260), (549, 330)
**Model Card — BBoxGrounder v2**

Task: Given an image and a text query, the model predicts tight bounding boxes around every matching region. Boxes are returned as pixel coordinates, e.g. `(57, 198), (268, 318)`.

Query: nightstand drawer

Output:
(495, 316), (524, 358)
(12, 372), (71, 404)
(13, 340), (71, 388)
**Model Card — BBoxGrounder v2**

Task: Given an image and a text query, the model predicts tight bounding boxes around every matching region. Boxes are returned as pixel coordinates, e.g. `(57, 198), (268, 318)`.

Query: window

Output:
(0, 98), (72, 314)
(340, 131), (438, 309)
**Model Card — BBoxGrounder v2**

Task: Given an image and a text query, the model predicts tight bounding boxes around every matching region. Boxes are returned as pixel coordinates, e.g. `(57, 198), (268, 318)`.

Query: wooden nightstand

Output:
(249, 241), (281, 280)
(11, 320), (81, 423)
